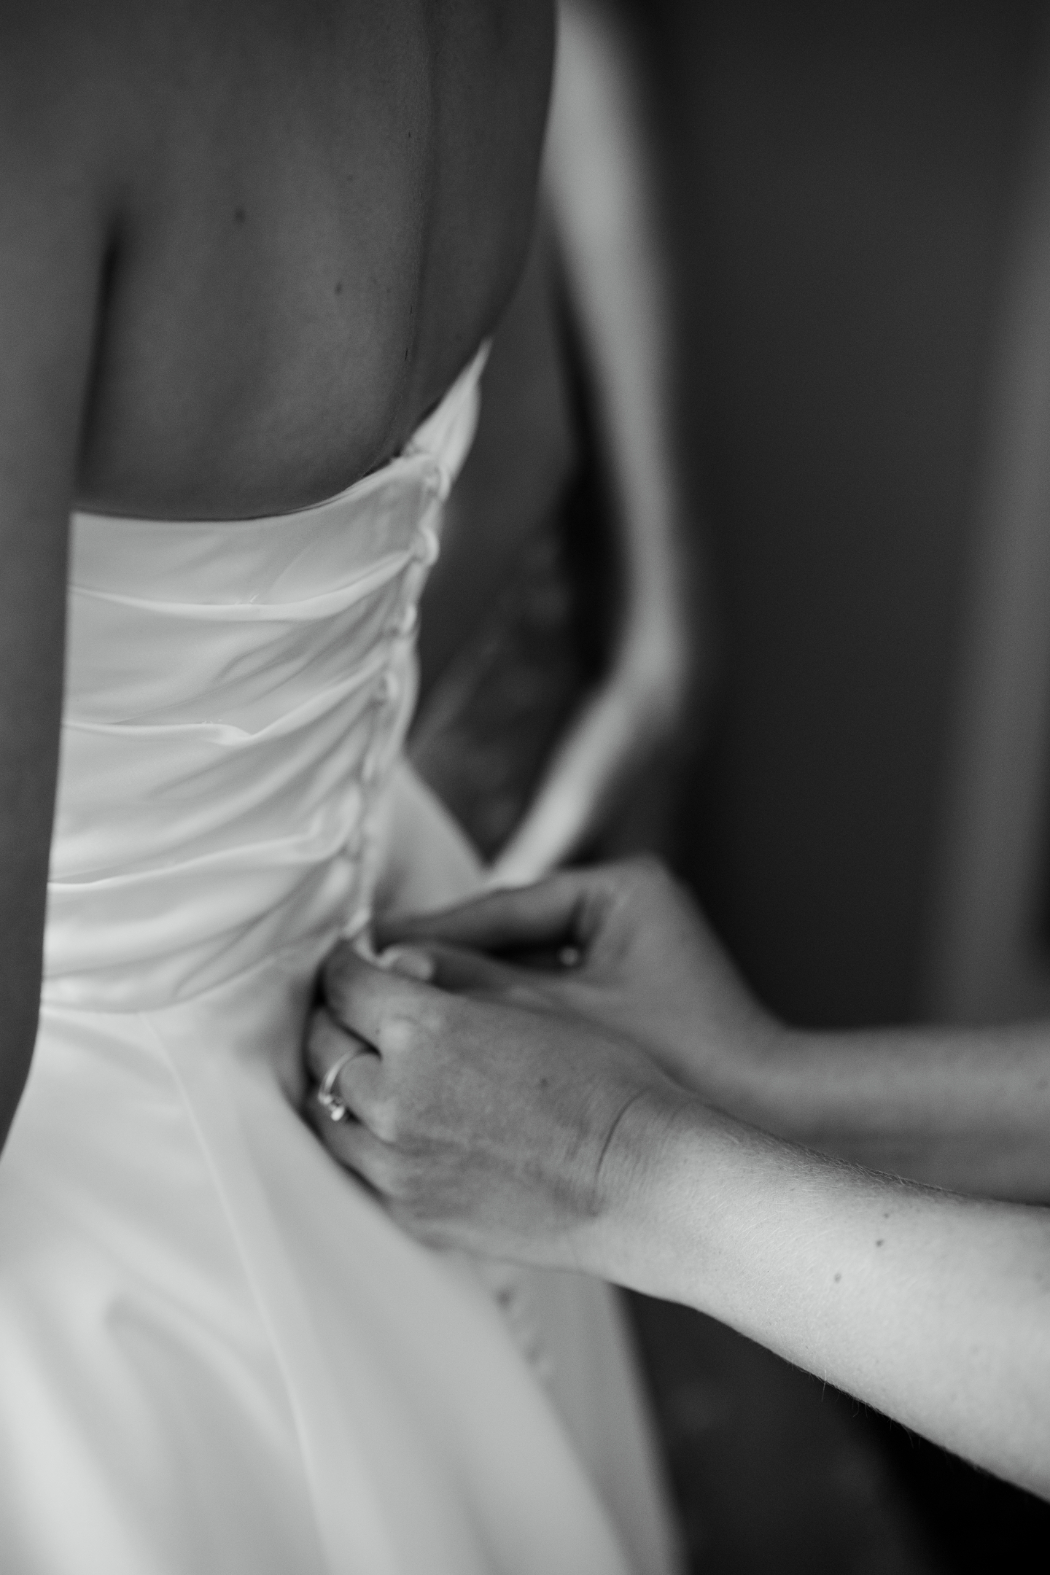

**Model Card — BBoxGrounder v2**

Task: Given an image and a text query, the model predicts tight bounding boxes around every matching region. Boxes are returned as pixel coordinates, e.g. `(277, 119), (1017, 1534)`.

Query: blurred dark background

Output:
(415, 1), (1050, 1569)
(658, 0), (1038, 1029)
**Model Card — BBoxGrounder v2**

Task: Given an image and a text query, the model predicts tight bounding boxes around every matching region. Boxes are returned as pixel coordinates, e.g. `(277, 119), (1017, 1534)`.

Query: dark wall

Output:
(653, 0), (1039, 1025)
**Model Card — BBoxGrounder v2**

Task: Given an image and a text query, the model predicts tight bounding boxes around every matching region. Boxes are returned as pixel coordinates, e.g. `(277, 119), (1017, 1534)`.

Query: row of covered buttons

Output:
(380, 518), (437, 643)
(361, 668), (401, 786)
(411, 519), (440, 567)
(349, 514), (439, 831)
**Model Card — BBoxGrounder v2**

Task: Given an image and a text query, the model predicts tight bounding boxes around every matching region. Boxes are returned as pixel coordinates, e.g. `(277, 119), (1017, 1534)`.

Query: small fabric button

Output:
(410, 522), (440, 567)
(373, 670), (399, 707)
(393, 602), (418, 638)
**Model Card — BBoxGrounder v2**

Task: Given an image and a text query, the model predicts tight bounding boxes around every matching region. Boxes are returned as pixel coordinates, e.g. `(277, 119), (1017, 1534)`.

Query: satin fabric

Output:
(0, 353), (679, 1575)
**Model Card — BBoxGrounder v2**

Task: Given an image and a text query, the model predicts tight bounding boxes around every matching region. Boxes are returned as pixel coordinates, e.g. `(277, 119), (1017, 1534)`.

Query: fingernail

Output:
(376, 944), (435, 982)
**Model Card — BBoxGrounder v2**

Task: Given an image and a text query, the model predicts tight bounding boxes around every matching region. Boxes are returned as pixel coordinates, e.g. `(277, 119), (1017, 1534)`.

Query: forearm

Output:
(0, 832), (54, 1158)
(490, 6), (699, 885)
(546, 0), (693, 677)
(724, 1021), (1050, 1201)
(0, 1026), (36, 1156)
(492, 669), (664, 884)
(608, 1095), (1050, 1498)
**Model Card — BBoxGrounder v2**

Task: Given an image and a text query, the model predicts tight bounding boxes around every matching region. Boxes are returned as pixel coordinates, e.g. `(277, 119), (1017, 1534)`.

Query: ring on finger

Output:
(315, 1049), (358, 1124)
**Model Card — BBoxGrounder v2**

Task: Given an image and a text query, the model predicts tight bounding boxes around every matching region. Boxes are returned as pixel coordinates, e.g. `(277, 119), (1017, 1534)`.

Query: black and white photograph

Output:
(1, 2), (1049, 1571)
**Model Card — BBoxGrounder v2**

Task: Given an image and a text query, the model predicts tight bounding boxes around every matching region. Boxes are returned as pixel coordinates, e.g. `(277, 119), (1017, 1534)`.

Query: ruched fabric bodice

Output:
(0, 346), (678, 1575)
(47, 352), (481, 1013)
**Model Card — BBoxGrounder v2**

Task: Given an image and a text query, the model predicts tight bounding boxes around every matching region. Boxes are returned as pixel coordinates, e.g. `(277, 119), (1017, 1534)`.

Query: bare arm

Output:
(732, 1019), (1050, 1202)
(305, 928), (1050, 1501)
(0, 29), (111, 1152)
(629, 1099), (1050, 1501)
(491, 0), (700, 884)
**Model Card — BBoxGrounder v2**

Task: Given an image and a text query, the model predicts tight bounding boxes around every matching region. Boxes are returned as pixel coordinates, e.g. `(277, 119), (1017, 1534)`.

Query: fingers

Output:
(374, 944), (435, 982)
(375, 870), (602, 957)
(305, 1007), (381, 1121)
(306, 1096), (394, 1194)
(321, 944), (446, 1055)
(304, 1005), (371, 1085)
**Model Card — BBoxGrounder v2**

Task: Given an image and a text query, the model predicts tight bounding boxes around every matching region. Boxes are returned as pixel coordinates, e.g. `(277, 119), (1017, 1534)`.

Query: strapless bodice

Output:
(45, 350), (485, 1013)
(16, 341), (676, 1575)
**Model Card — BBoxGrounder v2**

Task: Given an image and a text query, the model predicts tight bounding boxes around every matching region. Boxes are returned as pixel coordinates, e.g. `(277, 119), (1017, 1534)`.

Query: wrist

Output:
(727, 1024), (835, 1145)
(688, 1005), (789, 1127)
(595, 1088), (798, 1319)
(581, 1080), (702, 1294)
(612, 634), (689, 735)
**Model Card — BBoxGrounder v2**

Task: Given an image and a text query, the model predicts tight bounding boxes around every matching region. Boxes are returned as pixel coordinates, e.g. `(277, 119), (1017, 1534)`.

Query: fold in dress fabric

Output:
(0, 351), (680, 1575)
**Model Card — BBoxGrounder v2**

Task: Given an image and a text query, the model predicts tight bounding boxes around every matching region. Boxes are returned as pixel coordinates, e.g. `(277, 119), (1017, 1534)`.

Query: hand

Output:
(378, 857), (782, 1108)
(304, 940), (683, 1271)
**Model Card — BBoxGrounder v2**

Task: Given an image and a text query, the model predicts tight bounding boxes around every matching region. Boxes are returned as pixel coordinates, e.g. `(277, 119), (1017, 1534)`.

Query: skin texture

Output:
(0, 0), (553, 1153)
(307, 859), (1050, 1499)
(377, 861), (1050, 1202)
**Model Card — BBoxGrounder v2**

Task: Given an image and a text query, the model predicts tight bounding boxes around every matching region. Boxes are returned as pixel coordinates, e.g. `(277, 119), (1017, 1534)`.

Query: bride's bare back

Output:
(78, 0), (551, 517)
(0, 0), (552, 1138)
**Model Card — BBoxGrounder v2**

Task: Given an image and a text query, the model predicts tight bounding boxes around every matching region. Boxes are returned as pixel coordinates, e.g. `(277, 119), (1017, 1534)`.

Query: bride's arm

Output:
(370, 763), (485, 921)
(0, 33), (111, 1153)
(489, 0), (699, 885)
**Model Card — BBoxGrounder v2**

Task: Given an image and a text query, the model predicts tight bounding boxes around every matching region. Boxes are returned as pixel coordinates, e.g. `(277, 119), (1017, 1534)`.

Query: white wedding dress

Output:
(0, 351), (681, 1575)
